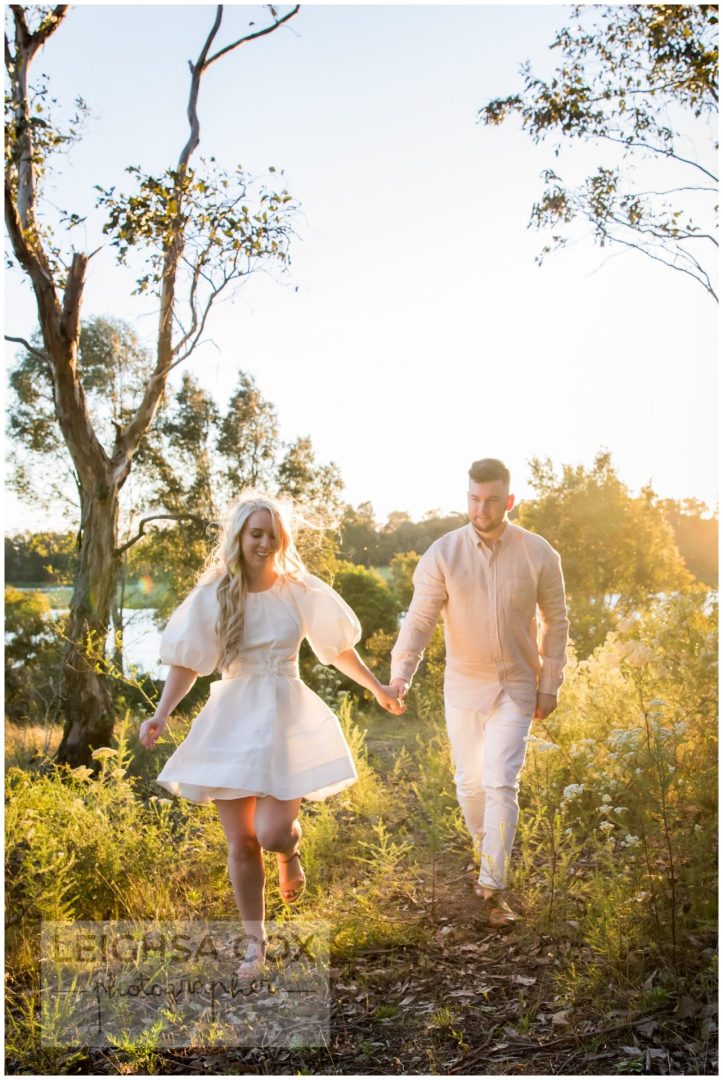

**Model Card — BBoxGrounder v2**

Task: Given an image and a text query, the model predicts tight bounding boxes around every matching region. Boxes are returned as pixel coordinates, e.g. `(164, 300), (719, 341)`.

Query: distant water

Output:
(113, 609), (164, 677)
(49, 608), (165, 677)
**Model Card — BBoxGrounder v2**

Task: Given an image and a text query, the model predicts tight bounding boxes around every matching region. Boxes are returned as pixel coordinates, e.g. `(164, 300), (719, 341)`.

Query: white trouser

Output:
(445, 688), (532, 891)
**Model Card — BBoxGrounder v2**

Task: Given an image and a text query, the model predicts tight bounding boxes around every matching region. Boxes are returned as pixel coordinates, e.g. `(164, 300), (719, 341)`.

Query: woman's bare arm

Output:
(332, 648), (406, 714)
(139, 665), (199, 748)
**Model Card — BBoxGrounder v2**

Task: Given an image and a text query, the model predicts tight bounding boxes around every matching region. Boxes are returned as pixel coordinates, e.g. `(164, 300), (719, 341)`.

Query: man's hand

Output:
(390, 677), (409, 702)
(374, 685), (407, 715)
(534, 692), (558, 720)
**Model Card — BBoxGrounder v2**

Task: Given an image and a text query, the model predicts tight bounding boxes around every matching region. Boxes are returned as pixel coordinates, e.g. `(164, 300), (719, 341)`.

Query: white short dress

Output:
(155, 572), (362, 803)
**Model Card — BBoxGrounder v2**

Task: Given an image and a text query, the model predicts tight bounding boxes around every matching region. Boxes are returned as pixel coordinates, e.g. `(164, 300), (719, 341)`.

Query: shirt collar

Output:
(467, 520), (511, 551)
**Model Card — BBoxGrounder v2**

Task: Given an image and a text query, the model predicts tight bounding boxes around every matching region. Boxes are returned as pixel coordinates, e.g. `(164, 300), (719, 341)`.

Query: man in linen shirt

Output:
(390, 458), (568, 927)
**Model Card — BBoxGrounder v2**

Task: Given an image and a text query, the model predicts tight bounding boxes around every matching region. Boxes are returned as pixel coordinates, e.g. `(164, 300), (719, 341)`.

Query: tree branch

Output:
(115, 512), (215, 556)
(605, 233), (717, 301)
(178, 4), (224, 171)
(204, 5), (300, 70)
(4, 333), (50, 363)
(599, 133), (718, 183)
(29, 6), (69, 56)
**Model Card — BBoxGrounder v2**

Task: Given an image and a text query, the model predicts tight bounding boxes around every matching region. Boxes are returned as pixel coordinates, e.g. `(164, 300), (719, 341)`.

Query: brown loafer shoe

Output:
(473, 886), (520, 929)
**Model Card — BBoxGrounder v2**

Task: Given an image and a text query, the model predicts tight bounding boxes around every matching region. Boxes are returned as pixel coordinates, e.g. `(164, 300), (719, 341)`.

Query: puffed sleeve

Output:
(288, 574), (362, 665)
(158, 582), (220, 676)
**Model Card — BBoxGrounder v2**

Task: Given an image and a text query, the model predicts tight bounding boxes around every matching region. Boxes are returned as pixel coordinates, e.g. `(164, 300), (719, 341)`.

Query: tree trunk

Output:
(111, 555), (126, 676)
(55, 478), (121, 766)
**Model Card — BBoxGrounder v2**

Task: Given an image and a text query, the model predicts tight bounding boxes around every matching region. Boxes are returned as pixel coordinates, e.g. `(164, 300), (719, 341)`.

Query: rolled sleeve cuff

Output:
(390, 652), (418, 687)
(538, 656), (565, 695)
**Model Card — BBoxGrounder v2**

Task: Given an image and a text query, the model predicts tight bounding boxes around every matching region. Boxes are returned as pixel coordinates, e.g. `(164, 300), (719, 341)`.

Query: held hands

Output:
(138, 714), (168, 749)
(374, 683), (407, 715)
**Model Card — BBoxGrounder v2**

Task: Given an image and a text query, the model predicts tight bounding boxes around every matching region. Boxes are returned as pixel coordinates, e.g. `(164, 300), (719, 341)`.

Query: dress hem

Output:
(156, 772), (357, 805)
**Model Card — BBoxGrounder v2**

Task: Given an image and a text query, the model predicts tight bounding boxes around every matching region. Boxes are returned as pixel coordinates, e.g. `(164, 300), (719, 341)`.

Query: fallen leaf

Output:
(513, 974), (536, 986)
(675, 996), (700, 1019)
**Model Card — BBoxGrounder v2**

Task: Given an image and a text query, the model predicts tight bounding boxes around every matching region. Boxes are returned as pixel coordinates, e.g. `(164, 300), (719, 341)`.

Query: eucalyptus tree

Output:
(5, 4), (300, 765)
(481, 5), (718, 298)
(217, 370), (280, 495)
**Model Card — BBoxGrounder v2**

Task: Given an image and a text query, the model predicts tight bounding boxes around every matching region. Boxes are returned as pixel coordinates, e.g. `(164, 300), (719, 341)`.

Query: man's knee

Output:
(481, 773), (521, 806)
(453, 767), (484, 799)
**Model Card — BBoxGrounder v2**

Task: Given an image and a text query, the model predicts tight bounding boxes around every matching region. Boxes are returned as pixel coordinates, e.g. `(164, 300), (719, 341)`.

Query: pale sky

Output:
(4, 3), (718, 531)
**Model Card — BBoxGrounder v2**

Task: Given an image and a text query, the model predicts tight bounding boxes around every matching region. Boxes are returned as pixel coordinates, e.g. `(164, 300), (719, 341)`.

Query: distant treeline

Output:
(5, 498), (718, 588)
(5, 531), (78, 585)
(338, 499), (718, 588)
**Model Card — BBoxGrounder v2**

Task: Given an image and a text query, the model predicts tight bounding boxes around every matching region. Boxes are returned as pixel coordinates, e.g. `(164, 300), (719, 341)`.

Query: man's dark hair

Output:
(468, 458), (510, 486)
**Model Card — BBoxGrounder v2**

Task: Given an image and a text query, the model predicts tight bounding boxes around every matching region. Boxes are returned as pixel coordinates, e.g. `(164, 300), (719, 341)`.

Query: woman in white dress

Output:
(139, 493), (404, 979)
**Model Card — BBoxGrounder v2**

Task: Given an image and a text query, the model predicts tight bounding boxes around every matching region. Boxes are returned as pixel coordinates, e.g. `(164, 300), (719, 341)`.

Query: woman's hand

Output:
(374, 684), (407, 715)
(139, 714), (168, 749)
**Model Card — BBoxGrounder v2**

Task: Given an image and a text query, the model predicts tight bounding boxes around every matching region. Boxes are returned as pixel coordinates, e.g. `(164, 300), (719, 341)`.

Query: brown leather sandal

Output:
(236, 933), (267, 982)
(473, 885), (520, 929)
(278, 844), (306, 905)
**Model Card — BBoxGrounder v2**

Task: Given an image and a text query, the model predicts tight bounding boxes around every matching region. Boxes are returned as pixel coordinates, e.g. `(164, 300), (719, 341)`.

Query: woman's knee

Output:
(255, 819), (299, 853)
(227, 833), (261, 863)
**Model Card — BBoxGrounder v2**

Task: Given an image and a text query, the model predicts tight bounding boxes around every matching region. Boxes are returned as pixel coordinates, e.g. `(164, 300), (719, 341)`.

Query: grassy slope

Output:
(5, 686), (717, 1076)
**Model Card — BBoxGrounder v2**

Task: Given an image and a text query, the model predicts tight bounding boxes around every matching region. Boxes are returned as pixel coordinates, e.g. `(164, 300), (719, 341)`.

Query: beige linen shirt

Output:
(390, 522), (569, 715)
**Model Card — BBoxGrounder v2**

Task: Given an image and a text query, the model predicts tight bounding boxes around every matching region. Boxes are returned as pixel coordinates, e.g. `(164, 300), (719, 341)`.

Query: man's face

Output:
(467, 479), (515, 536)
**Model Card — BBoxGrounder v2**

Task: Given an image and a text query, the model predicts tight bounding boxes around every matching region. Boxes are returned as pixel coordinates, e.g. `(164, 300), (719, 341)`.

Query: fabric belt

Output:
(223, 659), (300, 679)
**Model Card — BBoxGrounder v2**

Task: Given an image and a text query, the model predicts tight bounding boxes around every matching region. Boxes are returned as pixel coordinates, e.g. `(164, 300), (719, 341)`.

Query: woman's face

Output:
(240, 508), (279, 573)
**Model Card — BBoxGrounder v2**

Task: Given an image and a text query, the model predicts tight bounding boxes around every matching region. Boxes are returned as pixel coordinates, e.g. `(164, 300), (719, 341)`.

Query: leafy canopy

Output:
(481, 5), (718, 298)
(516, 451), (694, 656)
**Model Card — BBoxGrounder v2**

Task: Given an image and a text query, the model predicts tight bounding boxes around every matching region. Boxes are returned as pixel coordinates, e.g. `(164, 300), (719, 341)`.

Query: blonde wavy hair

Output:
(200, 492), (306, 672)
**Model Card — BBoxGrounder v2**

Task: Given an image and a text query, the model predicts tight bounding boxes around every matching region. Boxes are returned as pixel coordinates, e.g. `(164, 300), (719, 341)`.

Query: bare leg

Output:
(214, 796), (265, 939)
(254, 796), (305, 902)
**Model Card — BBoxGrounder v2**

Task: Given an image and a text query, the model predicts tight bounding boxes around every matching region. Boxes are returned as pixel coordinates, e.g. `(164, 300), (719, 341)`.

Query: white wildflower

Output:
(613, 806), (628, 815)
(91, 747), (117, 762)
(599, 821), (615, 834)
(525, 734), (559, 752)
(625, 644), (655, 667)
(562, 784), (584, 800)
(71, 765), (94, 781)
(694, 824), (703, 834)
(623, 835), (641, 847)
(601, 794), (612, 803)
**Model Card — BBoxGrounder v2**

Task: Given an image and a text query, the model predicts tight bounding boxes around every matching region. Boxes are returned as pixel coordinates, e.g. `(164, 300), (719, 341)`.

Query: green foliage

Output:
(332, 562), (400, 644)
(5, 587), (65, 723)
(515, 588), (717, 991)
(340, 504), (466, 567)
(7, 317), (156, 509)
(659, 498), (718, 588)
(216, 370), (279, 492)
(5, 531), (77, 585)
(517, 452), (694, 655)
(277, 435), (344, 515)
(388, 550), (420, 609)
(481, 4), (718, 297)
(96, 159), (297, 296)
